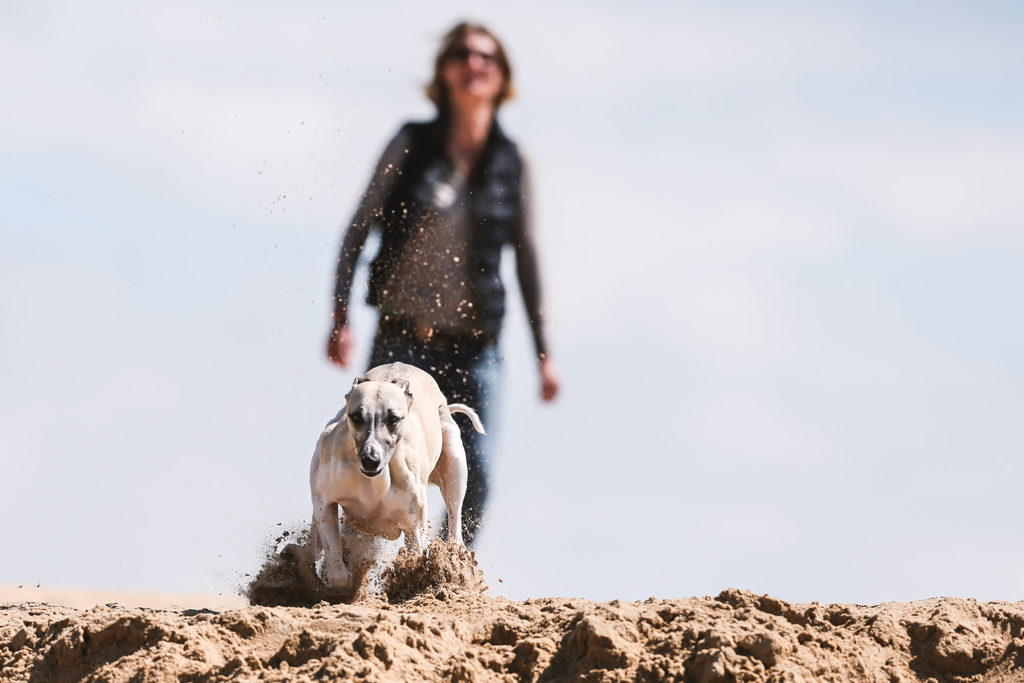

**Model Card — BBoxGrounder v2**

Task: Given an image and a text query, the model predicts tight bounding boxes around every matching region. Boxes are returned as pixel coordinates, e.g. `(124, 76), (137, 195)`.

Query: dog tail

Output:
(447, 403), (486, 434)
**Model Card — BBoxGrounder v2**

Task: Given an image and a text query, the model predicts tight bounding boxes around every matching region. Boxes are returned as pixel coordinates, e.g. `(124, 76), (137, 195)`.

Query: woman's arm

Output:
(327, 128), (411, 366)
(513, 159), (560, 401)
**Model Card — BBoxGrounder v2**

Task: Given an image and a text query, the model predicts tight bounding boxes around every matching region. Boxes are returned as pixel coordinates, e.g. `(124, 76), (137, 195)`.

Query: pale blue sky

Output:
(2, 1), (1023, 604)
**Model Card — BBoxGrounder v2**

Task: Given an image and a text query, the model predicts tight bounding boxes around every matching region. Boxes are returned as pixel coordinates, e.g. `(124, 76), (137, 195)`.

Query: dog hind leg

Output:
(432, 410), (469, 545)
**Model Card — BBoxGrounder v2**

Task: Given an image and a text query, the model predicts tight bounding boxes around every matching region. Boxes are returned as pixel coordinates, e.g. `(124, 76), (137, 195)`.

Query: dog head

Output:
(344, 375), (413, 477)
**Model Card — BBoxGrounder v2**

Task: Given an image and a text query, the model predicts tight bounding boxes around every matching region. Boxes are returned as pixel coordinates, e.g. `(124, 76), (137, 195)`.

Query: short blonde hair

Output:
(426, 22), (515, 111)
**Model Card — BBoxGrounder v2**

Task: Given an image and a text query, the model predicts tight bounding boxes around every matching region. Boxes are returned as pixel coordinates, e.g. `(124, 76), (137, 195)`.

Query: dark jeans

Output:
(368, 320), (501, 546)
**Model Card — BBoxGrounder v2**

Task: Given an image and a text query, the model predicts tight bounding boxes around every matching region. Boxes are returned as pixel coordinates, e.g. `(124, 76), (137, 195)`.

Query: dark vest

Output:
(367, 118), (524, 340)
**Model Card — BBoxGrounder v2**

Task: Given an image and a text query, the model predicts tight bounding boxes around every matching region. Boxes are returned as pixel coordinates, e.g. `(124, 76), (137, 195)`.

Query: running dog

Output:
(309, 362), (484, 592)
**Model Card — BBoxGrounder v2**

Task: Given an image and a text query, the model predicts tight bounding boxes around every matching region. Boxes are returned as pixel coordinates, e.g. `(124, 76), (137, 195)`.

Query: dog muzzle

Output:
(360, 464), (385, 477)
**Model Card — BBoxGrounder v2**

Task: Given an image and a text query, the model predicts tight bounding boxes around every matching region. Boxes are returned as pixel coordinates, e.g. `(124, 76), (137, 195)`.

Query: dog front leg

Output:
(341, 526), (379, 592)
(404, 522), (428, 554)
(392, 490), (426, 554)
(312, 495), (351, 590)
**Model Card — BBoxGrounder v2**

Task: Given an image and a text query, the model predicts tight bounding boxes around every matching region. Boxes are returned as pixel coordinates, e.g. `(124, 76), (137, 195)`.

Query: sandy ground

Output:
(0, 585), (247, 612)
(3, 549), (1024, 683)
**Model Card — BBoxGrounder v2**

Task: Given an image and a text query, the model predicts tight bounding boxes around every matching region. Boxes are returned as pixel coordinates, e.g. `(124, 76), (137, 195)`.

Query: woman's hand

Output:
(539, 357), (560, 402)
(327, 324), (354, 368)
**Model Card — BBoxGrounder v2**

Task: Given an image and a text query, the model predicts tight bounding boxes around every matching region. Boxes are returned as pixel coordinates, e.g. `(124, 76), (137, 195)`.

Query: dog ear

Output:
(345, 375), (370, 401)
(392, 378), (413, 404)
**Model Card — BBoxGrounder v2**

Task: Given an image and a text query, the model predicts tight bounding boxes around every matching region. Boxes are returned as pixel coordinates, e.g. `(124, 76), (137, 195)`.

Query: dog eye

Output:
(348, 413), (364, 426)
(386, 415), (401, 429)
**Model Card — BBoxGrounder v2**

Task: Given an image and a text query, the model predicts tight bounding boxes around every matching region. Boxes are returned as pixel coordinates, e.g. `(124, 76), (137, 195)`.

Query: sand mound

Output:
(4, 589), (1024, 681)
(245, 539), (349, 608)
(381, 539), (487, 604)
(245, 532), (485, 607)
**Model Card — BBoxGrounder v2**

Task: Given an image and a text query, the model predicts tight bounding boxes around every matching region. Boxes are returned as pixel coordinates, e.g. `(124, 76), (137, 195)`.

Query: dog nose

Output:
(360, 445), (382, 471)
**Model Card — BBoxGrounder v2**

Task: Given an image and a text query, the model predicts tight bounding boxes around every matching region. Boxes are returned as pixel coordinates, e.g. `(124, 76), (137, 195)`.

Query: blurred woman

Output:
(327, 22), (559, 545)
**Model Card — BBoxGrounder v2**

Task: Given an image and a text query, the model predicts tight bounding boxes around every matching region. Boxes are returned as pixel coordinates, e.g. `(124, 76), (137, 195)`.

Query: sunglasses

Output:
(447, 46), (499, 65)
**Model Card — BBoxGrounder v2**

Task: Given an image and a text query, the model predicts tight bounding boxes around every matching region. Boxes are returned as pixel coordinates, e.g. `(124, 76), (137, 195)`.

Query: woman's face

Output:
(441, 31), (504, 109)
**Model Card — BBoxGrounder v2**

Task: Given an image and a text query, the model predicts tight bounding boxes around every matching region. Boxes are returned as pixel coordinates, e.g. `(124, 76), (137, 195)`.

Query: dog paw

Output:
(323, 565), (353, 592)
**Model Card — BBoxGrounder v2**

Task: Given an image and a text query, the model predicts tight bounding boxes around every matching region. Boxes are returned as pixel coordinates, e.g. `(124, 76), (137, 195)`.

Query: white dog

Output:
(309, 362), (484, 592)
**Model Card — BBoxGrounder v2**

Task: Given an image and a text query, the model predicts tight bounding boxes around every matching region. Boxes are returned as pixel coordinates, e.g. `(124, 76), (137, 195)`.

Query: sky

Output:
(2, 1), (1023, 606)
